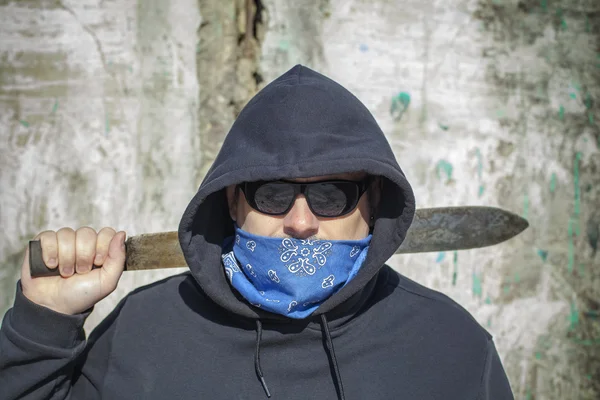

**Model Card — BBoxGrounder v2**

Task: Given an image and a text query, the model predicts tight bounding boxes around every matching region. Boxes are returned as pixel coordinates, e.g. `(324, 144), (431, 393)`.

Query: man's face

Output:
(226, 172), (375, 241)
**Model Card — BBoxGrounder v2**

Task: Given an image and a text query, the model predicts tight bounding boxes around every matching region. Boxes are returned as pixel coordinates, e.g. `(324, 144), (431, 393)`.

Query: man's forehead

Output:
(288, 172), (368, 182)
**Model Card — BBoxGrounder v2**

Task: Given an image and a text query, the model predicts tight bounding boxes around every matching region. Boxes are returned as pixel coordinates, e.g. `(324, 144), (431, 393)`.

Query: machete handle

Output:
(28, 239), (129, 278)
(28, 240), (60, 277)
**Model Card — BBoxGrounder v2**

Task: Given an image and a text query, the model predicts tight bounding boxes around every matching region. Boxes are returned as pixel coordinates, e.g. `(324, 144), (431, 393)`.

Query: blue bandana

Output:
(221, 226), (372, 319)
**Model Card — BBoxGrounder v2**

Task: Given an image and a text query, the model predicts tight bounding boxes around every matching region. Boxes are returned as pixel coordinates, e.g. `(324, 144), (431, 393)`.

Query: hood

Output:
(178, 64), (416, 321)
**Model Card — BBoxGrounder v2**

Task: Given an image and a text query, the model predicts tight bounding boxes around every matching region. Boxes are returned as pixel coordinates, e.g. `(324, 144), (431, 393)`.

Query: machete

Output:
(29, 206), (528, 278)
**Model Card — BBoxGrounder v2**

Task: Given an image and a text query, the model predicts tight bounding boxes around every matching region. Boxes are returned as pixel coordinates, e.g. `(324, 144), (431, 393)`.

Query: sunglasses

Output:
(237, 177), (373, 218)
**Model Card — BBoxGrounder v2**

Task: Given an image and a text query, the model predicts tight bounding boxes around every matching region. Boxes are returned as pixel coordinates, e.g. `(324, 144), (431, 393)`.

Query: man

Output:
(0, 65), (514, 399)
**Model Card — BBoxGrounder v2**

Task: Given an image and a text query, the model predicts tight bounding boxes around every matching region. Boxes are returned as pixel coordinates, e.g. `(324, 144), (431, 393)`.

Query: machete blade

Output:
(396, 206), (529, 254)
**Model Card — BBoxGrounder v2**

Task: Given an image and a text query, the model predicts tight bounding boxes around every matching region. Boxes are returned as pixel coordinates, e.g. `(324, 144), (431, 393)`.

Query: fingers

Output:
(57, 228), (76, 277)
(99, 231), (127, 287)
(21, 230), (58, 281)
(94, 227), (117, 266)
(24, 227), (124, 280)
(75, 227), (97, 274)
(37, 231), (59, 270)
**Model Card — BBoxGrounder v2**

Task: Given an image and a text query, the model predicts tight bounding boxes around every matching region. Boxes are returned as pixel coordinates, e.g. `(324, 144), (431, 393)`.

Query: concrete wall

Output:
(1, 0), (598, 398)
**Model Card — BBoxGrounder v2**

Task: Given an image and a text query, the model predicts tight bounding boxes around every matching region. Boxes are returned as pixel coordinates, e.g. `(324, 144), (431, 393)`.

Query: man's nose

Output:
(283, 195), (319, 239)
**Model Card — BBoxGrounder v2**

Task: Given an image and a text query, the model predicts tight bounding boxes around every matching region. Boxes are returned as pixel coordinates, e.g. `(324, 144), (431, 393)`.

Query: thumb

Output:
(100, 231), (127, 285)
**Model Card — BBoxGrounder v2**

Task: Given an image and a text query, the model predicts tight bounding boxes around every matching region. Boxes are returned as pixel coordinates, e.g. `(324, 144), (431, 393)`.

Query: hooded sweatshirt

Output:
(0, 65), (514, 400)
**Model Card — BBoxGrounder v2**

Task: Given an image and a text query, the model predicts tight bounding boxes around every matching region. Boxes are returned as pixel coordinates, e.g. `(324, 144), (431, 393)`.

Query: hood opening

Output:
(178, 64), (416, 321)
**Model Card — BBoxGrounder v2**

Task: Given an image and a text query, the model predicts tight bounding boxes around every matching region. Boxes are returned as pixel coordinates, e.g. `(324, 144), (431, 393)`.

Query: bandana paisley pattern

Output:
(221, 225), (372, 319)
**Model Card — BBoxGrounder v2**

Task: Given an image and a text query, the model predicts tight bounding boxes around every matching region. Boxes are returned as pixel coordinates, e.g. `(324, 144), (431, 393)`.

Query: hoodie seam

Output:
(476, 338), (493, 400)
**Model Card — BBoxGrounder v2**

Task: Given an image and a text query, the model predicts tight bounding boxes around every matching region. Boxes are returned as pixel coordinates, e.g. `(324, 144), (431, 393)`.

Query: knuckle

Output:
(77, 226), (97, 236)
(98, 226), (117, 237)
(57, 227), (75, 236)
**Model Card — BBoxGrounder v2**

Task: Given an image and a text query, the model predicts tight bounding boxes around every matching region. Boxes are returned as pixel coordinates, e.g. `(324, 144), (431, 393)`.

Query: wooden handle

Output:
(29, 231), (187, 278)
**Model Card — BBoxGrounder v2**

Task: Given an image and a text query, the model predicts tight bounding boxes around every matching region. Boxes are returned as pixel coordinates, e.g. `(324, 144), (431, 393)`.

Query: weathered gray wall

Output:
(1, 0), (598, 398)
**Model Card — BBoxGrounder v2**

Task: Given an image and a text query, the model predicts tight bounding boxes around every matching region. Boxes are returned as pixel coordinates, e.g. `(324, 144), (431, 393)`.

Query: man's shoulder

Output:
(126, 271), (192, 297)
(117, 271), (197, 311)
(379, 265), (492, 341)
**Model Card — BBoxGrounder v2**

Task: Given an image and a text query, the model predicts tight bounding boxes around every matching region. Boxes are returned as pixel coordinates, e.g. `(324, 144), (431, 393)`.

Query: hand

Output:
(20, 227), (127, 315)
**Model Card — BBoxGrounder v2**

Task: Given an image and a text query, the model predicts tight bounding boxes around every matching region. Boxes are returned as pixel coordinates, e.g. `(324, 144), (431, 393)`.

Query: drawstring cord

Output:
(255, 320), (271, 398)
(254, 316), (345, 400)
(320, 314), (346, 400)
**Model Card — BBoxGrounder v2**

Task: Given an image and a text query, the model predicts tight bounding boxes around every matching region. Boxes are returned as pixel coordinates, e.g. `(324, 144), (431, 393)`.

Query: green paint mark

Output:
(568, 218), (575, 273)
(503, 284), (510, 294)
(472, 273), (482, 297)
(278, 39), (290, 51)
(589, 112), (594, 124)
(556, 9), (567, 30)
(522, 194), (529, 219)
(390, 92), (411, 121)
(537, 249), (548, 262)
(584, 93), (592, 109)
(569, 92), (576, 99)
(452, 251), (458, 286)
(514, 273), (520, 283)
(574, 152), (581, 216)
(540, 0), (547, 12)
(438, 123), (449, 131)
(579, 262), (585, 277)
(128, 65), (133, 73)
(525, 389), (532, 400)
(496, 109), (505, 118)
(435, 252), (446, 263)
(485, 296), (492, 305)
(436, 160), (453, 182)
(569, 302), (579, 330)
(535, 352), (542, 360)
(486, 317), (492, 328)
(550, 173), (557, 193)
(19, 120), (29, 128)
(559, 105), (564, 120)
(588, 375), (592, 380)
(476, 148), (484, 197)
(586, 16), (591, 32)
(51, 100), (58, 114)
(105, 113), (110, 137)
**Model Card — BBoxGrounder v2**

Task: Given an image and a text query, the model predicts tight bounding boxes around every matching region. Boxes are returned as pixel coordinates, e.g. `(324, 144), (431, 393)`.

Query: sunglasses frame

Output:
(238, 177), (373, 218)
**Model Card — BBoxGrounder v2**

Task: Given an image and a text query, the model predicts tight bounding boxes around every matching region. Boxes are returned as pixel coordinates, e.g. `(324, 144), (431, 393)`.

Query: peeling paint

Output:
(569, 302), (579, 330)
(574, 152), (582, 217)
(537, 249), (548, 262)
(452, 251), (458, 286)
(568, 218), (575, 274)
(436, 160), (453, 183)
(390, 92), (411, 121)
(472, 272), (482, 297)
(435, 252), (445, 263)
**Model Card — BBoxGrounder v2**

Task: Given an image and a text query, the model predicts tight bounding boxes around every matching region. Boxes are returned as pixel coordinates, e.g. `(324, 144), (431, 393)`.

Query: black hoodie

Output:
(0, 65), (514, 399)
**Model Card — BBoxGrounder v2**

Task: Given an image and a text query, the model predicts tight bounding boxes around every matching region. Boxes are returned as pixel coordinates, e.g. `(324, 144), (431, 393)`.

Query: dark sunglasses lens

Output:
(254, 183), (295, 214)
(307, 183), (356, 217)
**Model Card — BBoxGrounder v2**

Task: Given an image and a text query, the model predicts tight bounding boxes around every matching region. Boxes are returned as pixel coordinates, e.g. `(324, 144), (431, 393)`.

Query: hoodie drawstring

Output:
(255, 319), (271, 398)
(254, 316), (345, 400)
(320, 314), (346, 400)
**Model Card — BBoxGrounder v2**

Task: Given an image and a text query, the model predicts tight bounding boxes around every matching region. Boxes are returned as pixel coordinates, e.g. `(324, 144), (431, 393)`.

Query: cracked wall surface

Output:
(1, 0), (599, 398)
